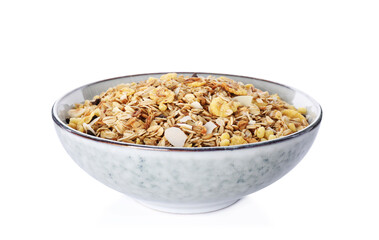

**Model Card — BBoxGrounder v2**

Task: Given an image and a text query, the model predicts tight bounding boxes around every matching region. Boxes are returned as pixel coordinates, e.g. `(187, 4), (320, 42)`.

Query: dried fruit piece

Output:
(188, 80), (206, 88)
(193, 125), (207, 135)
(184, 77), (207, 88)
(218, 77), (247, 95)
(68, 108), (86, 118)
(237, 120), (249, 130)
(288, 123), (297, 132)
(230, 136), (247, 145)
(220, 133), (230, 140)
(91, 98), (101, 105)
(149, 86), (175, 103)
(297, 107), (307, 115)
(281, 109), (306, 121)
(257, 126), (266, 138)
(245, 138), (258, 143)
(120, 87), (135, 96)
(100, 130), (118, 140)
(220, 139), (230, 146)
(209, 97), (241, 117)
(159, 103), (167, 111)
(268, 135), (277, 140)
(160, 73), (177, 81)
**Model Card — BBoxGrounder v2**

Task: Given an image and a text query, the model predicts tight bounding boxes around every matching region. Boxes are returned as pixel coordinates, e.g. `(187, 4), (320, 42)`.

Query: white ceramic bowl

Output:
(52, 72), (322, 213)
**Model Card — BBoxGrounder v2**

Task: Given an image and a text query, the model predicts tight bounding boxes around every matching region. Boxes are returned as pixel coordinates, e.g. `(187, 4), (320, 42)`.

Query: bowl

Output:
(52, 72), (322, 214)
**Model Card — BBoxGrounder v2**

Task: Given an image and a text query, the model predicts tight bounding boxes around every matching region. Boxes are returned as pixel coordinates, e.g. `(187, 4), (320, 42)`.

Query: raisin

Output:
(91, 98), (101, 105)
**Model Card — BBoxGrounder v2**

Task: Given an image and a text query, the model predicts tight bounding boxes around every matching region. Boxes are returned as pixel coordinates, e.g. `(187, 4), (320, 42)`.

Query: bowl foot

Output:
(136, 199), (240, 214)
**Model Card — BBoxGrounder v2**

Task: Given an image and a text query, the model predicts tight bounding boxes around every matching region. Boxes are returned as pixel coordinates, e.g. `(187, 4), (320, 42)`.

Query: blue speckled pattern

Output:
(52, 72), (322, 213)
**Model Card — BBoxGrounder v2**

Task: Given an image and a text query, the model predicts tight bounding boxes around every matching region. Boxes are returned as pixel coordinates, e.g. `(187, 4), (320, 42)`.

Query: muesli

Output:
(66, 73), (309, 147)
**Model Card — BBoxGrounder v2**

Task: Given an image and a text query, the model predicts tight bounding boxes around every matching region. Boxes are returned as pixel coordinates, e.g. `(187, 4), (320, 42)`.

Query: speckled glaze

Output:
(52, 72), (322, 213)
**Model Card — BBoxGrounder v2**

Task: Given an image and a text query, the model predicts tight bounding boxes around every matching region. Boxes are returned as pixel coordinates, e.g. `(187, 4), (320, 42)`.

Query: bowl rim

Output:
(52, 72), (323, 152)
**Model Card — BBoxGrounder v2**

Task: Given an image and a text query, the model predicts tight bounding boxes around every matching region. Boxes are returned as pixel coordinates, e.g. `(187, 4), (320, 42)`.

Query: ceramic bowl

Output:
(52, 72), (322, 214)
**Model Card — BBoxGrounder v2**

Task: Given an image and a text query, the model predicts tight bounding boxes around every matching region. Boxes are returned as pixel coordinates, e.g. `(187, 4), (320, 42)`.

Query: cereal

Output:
(66, 73), (309, 147)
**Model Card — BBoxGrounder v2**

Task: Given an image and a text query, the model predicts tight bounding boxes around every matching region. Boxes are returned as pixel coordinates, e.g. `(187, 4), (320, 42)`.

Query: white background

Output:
(1, 0), (378, 239)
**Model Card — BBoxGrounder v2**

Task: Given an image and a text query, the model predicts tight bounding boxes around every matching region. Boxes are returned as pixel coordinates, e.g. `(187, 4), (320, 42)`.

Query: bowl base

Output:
(136, 198), (240, 214)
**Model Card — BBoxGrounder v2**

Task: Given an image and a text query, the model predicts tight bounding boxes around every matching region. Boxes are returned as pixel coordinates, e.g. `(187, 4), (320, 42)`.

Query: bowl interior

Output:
(53, 72), (322, 145)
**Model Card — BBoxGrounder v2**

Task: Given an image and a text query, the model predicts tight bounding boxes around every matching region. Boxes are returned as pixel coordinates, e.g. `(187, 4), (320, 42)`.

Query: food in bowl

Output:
(52, 72), (322, 213)
(66, 73), (309, 147)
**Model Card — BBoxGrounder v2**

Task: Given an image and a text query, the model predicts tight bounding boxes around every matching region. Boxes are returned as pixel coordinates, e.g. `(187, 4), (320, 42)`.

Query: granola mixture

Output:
(66, 73), (309, 147)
